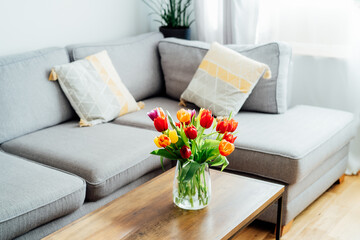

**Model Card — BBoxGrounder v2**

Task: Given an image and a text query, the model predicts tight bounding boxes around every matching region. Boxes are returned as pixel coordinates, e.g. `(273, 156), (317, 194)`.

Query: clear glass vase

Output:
(173, 160), (211, 210)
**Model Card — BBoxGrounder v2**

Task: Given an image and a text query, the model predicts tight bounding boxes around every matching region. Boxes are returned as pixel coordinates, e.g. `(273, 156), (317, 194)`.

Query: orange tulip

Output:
(154, 137), (162, 148)
(219, 139), (235, 156)
(177, 109), (191, 123)
(158, 134), (171, 148)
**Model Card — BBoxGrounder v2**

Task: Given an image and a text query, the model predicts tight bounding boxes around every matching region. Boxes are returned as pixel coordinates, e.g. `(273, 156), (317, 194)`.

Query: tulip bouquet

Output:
(148, 107), (238, 210)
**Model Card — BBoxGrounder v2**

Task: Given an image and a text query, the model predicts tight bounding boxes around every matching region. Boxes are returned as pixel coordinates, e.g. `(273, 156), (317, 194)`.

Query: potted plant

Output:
(143, 0), (194, 40)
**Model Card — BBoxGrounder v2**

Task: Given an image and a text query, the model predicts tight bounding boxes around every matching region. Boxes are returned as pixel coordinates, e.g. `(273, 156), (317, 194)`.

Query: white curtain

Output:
(195, 0), (360, 174)
(195, 0), (259, 44)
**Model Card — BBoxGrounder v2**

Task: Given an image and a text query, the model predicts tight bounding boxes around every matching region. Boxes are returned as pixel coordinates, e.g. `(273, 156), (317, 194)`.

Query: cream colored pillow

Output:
(50, 51), (141, 126)
(181, 42), (271, 116)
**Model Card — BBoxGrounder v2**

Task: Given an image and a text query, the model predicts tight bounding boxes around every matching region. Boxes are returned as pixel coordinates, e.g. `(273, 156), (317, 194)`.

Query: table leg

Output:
(276, 195), (283, 240)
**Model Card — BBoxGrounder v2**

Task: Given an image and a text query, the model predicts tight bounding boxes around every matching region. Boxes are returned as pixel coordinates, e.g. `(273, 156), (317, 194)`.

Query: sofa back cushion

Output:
(158, 38), (292, 114)
(0, 48), (74, 144)
(69, 32), (164, 101)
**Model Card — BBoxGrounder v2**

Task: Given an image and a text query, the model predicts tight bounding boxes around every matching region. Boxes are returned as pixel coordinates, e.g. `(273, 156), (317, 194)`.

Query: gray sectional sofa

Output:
(0, 32), (357, 239)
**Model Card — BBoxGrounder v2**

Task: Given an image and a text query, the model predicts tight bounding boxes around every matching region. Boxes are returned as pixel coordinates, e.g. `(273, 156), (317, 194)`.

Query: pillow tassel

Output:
(48, 69), (58, 81)
(79, 119), (92, 127)
(263, 66), (272, 79)
(179, 98), (187, 107)
(137, 101), (145, 109)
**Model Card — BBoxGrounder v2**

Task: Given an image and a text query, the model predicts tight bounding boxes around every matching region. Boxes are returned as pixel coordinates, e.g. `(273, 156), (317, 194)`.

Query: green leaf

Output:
(166, 111), (177, 130)
(221, 157), (229, 171)
(160, 156), (165, 171)
(150, 149), (179, 160)
(180, 161), (201, 182)
(202, 139), (220, 149)
(179, 126), (190, 147)
(210, 155), (225, 167)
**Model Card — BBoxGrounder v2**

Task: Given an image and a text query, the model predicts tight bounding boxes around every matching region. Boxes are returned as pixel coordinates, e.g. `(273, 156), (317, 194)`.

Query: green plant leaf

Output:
(166, 111), (175, 128)
(160, 156), (165, 171)
(180, 161), (201, 182)
(221, 157), (229, 171)
(151, 149), (179, 160)
(202, 139), (220, 149)
(179, 126), (190, 147)
(209, 155), (225, 167)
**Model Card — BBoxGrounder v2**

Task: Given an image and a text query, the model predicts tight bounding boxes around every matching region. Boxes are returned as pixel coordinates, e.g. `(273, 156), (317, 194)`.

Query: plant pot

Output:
(159, 26), (191, 40)
(173, 160), (211, 210)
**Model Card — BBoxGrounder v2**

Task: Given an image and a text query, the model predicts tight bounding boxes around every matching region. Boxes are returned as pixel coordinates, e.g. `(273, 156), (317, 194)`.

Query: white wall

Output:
(0, 0), (152, 56)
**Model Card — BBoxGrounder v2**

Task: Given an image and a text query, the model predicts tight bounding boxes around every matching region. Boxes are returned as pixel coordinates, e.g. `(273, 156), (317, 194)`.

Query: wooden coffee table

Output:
(44, 169), (284, 240)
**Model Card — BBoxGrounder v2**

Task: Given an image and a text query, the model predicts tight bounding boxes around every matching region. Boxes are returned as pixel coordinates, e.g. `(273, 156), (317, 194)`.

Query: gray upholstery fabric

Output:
(1, 122), (168, 201)
(158, 38), (292, 113)
(258, 153), (347, 224)
(233, 144), (348, 224)
(0, 47), (75, 144)
(115, 98), (355, 183)
(228, 105), (355, 184)
(15, 167), (170, 240)
(0, 152), (85, 240)
(69, 32), (164, 101)
(114, 98), (354, 184)
(113, 97), (198, 130)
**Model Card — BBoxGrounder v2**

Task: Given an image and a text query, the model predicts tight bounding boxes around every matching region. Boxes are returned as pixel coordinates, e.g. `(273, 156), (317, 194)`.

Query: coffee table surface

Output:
(44, 168), (284, 240)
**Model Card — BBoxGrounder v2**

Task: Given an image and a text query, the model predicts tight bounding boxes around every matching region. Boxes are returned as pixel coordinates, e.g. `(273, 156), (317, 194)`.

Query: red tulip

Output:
(180, 145), (191, 159)
(227, 119), (238, 132)
(219, 140), (235, 156)
(200, 110), (214, 129)
(175, 122), (181, 128)
(154, 116), (168, 132)
(216, 119), (228, 134)
(184, 125), (198, 139)
(223, 132), (237, 143)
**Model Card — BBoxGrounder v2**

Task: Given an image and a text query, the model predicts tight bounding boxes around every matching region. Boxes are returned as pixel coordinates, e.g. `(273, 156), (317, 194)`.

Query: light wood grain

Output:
(277, 220), (293, 236)
(233, 174), (360, 240)
(44, 169), (284, 240)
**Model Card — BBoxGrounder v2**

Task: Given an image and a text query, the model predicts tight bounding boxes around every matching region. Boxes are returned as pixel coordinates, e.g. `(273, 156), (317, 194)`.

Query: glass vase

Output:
(173, 160), (211, 210)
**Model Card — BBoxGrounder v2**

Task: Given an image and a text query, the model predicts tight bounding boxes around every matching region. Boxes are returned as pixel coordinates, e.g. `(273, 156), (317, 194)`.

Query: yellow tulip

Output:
(169, 129), (178, 144)
(154, 137), (162, 148)
(197, 108), (205, 120)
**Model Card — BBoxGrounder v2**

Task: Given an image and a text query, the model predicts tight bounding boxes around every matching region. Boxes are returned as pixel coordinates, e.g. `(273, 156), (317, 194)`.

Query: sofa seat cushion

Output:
(0, 152), (85, 240)
(228, 105), (355, 184)
(113, 97), (198, 130)
(1, 122), (166, 201)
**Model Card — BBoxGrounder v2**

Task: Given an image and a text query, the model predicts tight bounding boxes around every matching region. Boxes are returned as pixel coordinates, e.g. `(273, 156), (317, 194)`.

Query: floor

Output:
(233, 173), (360, 240)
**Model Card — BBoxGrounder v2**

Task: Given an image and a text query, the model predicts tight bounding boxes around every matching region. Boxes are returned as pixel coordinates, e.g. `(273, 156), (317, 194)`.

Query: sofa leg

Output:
(336, 174), (345, 184)
(275, 219), (293, 236)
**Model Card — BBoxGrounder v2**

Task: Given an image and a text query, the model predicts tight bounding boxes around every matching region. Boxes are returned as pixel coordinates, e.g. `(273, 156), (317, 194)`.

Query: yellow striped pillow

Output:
(181, 42), (271, 116)
(86, 51), (141, 116)
(49, 51), (142, 127)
